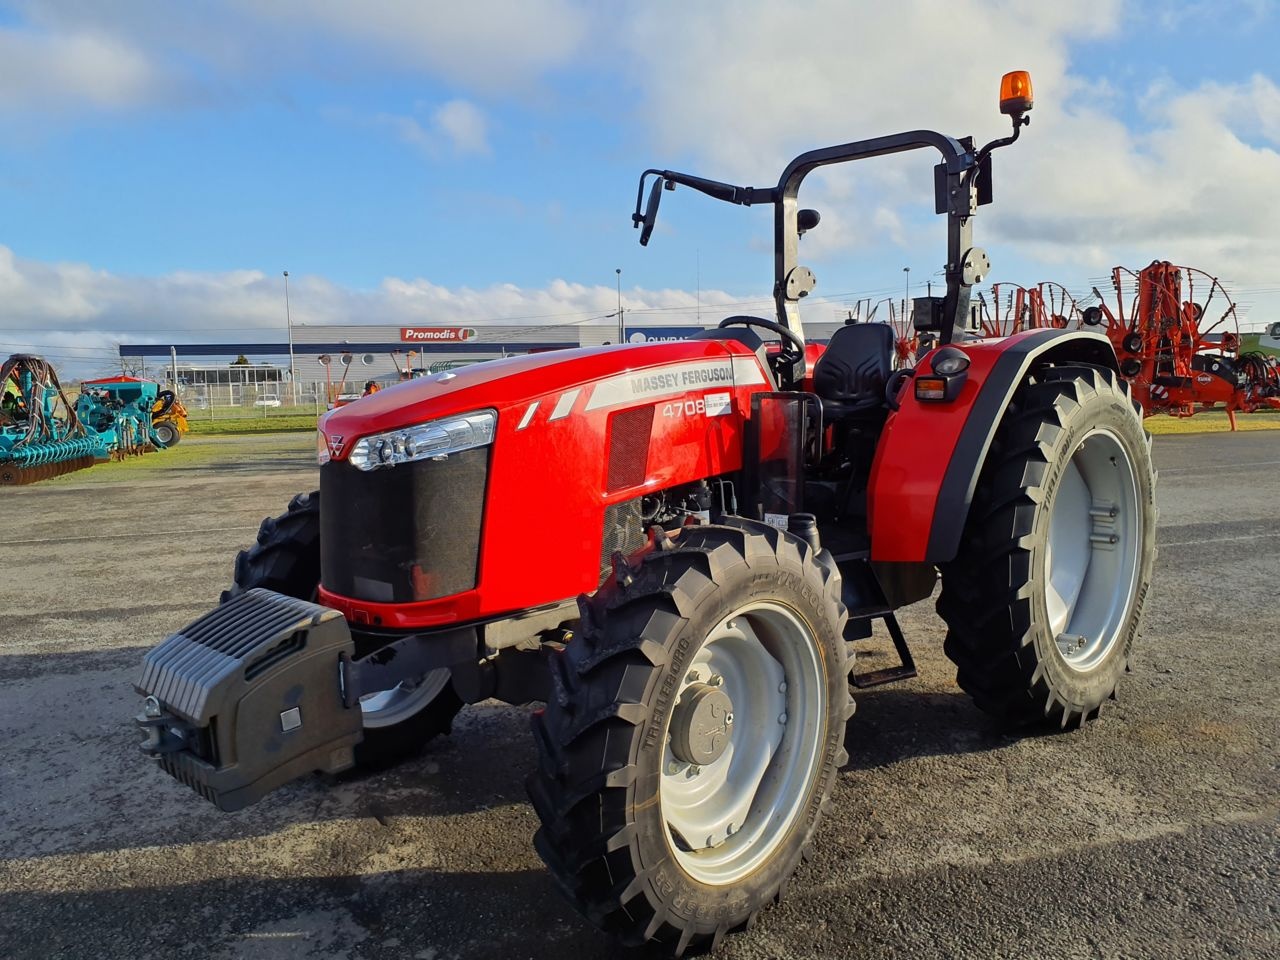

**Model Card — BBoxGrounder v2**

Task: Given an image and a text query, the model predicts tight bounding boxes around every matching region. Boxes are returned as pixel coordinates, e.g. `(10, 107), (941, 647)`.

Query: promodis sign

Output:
(400, 327), (478, 343)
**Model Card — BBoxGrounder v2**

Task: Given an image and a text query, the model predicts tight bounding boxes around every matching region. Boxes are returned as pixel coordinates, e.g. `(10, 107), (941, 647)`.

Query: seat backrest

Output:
(812, 323), (894, 415)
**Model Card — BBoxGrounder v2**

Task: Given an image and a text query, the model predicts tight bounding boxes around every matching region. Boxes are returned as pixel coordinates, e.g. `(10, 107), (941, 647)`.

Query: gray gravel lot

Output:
(1, 431), (1277, 960)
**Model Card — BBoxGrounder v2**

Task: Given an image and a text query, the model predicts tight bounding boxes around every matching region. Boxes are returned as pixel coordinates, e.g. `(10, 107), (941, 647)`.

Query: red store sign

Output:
(400, 327), (478, 343)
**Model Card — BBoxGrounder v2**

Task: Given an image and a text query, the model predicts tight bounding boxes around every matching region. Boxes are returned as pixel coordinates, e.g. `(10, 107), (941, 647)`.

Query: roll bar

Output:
(633, 83), (1032, 348)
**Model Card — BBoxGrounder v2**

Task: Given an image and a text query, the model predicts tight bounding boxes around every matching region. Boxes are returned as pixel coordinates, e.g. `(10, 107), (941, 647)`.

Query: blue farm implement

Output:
(1, 355), (164, 485)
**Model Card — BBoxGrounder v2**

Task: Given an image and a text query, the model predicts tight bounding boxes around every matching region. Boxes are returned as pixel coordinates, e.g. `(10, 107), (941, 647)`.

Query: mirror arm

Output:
(655, 170), (773, 207)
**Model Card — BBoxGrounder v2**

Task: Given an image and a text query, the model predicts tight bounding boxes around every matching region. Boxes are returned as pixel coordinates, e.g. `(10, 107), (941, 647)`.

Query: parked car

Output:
(253, 394), (282, 408)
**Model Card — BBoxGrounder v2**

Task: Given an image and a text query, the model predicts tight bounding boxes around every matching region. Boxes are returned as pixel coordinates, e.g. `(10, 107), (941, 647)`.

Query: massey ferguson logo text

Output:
(400, 327), (478, 343)
(630, 364), (732, 395)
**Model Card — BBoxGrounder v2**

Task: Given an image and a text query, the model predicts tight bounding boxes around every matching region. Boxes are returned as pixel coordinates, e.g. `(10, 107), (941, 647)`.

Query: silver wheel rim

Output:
(1044, 428), (1142, 672)
(359, 668), (450, 728)
(659, 601), (826, 886)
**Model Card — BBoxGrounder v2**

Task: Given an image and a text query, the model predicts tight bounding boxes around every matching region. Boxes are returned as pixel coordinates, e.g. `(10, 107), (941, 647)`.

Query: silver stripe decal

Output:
(731, 355), (769, 386)
(583, 357), (767, 412)
(516, 401), (539, 430)
(549, 389), (580, 420)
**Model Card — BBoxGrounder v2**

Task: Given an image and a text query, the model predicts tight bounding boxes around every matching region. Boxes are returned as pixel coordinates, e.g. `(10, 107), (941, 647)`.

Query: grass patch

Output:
(1146, 409), (1280, 434)
(186, 413), (319, 436)
(1240, 333), (1280, 358)
(38, 434), (317, 486)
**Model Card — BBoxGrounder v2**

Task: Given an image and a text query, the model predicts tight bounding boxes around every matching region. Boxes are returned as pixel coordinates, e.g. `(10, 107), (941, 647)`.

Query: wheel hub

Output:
(669, 682), (734, 765)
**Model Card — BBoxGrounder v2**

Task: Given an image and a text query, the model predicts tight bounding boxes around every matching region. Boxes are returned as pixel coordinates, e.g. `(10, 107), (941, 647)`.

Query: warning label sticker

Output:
(705, 391), (732, 416)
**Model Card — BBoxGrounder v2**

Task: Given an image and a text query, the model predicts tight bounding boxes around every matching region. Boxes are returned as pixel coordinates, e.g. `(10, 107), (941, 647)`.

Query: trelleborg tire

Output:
(222, 490), (463, 768)
(937, 365), (1157, 729)
(527, 520), (853, 956)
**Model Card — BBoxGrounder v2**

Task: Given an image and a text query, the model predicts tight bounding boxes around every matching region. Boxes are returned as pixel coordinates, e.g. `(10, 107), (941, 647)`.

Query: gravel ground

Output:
(0, 431), (1276, 960)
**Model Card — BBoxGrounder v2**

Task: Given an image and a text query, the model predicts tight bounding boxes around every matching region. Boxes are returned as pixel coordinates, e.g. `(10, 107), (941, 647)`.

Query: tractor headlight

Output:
(347, 409), (497, 471)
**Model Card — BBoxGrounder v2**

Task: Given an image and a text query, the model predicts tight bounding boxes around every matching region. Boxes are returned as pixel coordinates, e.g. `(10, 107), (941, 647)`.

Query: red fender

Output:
(869, 329), (1118, 564)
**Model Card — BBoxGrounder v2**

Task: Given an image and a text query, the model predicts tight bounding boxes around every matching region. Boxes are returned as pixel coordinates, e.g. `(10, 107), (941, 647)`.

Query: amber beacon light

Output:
(1000, 70), (1034, 118)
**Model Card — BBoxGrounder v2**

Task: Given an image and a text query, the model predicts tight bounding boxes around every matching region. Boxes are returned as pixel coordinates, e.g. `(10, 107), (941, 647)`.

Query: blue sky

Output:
(1, 0), (1278, 374)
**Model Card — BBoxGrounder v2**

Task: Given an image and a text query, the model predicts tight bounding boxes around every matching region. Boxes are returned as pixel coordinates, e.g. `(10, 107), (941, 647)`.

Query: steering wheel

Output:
(718, 315), (806, 389)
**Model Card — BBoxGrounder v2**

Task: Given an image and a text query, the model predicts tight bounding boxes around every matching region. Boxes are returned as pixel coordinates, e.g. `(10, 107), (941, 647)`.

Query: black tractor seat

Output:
(812, 322), (894, 421)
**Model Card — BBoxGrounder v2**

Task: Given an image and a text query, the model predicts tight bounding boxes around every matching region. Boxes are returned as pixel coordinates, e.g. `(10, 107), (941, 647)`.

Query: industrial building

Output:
(118, 318), (854, 405)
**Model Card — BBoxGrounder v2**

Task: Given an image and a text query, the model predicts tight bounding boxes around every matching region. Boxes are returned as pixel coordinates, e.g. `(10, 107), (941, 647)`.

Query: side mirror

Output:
(638, 177), (666, 246)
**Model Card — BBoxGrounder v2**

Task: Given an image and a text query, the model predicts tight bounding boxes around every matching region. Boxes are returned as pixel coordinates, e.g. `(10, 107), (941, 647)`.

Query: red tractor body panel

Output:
(317, 338), (773, 628)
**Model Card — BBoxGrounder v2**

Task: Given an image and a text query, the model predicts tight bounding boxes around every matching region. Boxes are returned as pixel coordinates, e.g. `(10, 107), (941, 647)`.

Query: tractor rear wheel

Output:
(223, 490), (463, 768)
(937, 365), (1156, 728)
(528, 521), (852, 956)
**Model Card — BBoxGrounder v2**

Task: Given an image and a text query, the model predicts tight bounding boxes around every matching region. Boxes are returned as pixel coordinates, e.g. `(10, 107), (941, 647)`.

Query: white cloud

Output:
(618, 0), (1280, 302)
(994, 73), (1280, 291)
(253, 0), (587, 92)
(0, 0), (588, 115)
(432, 100), (490, 155)
(377, 99), (491, 157)
(0, 26), (161, 111)
(0, 245), (757, 377)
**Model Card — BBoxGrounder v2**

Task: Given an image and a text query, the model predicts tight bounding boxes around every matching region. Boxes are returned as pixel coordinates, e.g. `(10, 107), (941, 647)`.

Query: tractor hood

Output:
(319, 338), (770, 459)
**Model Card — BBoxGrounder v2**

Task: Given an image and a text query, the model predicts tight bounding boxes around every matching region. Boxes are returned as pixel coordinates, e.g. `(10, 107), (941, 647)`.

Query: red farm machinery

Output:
(132, 73), (1158, 955)
(1080, 262), (1280, 428)
(977, 280), (1083, 336)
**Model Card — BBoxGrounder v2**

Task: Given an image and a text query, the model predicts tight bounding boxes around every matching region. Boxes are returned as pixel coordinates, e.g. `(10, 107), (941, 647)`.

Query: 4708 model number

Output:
(662, 391), (732, 418)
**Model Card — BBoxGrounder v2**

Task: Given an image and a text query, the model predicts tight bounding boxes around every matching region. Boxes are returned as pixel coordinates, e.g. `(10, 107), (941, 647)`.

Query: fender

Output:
(868, 328), (1118, 564)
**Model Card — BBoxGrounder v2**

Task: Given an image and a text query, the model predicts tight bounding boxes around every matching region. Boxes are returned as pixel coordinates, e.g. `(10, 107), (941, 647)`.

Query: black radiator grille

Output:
(599, 497), (647, 583)
(320, 447), (488, 604)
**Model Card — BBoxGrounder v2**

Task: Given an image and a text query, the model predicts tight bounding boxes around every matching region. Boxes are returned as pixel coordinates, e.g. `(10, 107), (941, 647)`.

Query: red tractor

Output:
(135, 73), (1157, 955)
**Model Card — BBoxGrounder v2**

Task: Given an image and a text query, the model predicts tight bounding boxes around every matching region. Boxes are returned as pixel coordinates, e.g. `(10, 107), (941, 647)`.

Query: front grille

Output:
(320, 448), (488, 603)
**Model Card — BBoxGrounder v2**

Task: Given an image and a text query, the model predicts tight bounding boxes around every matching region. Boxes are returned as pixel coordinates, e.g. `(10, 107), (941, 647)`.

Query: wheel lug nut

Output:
(686, 670), (699, 683)
(778, 681), (787, 694)
(708, 674), (723, 686)
(688, 765), (701, 776)
(667, 761), (679, 775)
(778, 713), (788, 725)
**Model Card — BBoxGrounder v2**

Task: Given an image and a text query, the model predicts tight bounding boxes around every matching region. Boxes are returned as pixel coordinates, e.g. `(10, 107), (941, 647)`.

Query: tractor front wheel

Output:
(224, 490), (464, 768)
(938, 365), (1157, 728)
(528, 521), (852, 956)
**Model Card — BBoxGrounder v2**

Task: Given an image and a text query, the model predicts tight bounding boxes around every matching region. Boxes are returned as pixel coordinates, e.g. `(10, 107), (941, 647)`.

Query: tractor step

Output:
(849, 612), (918, 689)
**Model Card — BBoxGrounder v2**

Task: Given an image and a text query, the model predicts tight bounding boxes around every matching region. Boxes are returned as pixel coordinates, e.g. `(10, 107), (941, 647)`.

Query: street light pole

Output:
(283, 270), (297, 405)
(615, 268), (623, 343)
(903, 266), (911, 325)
